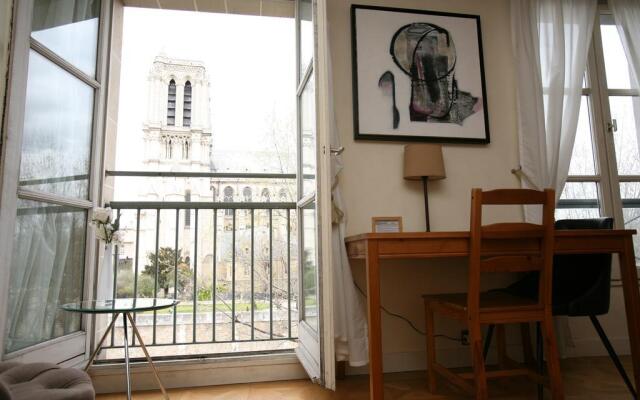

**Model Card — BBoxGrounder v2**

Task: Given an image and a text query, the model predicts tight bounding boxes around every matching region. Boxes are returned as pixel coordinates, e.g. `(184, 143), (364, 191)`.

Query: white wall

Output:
(327, 0), (630, 372)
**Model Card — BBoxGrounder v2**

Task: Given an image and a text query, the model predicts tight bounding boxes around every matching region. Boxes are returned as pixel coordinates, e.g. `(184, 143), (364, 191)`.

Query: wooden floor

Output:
(97, 356), (634, 399)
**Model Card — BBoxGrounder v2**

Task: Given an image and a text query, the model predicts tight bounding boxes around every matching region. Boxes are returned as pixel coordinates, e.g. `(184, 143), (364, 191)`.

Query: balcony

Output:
(98, 171), (299, 361)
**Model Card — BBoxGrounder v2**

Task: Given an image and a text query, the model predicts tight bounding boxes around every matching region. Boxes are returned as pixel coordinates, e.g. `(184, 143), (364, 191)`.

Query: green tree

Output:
(142, 247), (192, 298)
(137, 273), (155, 297)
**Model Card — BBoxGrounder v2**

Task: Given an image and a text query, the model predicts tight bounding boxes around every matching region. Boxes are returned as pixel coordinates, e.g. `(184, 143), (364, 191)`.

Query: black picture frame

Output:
(351, 4), (490, 144)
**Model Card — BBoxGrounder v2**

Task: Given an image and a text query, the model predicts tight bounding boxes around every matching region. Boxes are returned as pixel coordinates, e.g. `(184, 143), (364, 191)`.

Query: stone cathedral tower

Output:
(141, 56), (214, 258)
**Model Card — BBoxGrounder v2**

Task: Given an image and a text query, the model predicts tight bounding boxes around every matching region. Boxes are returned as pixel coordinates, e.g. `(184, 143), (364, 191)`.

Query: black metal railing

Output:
(101, 172), (298, 353)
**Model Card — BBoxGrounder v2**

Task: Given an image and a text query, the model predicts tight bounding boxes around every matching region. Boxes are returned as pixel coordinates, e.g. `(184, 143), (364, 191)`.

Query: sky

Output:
(115, 7), (296, 172)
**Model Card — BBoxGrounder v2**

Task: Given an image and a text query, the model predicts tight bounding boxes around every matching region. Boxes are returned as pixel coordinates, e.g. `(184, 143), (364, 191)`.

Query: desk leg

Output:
(366, 240), (383, 400)
(126, 313), (170, 399)
(619, 237), (640, 394)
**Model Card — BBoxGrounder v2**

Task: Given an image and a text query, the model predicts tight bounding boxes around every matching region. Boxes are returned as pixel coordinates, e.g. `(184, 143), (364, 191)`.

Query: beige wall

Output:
(328, 0), (629, 371)
(328, 0), (521, 370)
(0, 0), (13, 135)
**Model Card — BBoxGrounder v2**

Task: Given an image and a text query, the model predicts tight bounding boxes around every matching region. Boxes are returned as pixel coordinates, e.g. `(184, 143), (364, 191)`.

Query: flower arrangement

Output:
(91, 207), (121, 244)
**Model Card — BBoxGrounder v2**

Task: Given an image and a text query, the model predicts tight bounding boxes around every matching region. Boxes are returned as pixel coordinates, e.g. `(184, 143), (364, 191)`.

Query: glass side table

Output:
(61, 298), (179, 400)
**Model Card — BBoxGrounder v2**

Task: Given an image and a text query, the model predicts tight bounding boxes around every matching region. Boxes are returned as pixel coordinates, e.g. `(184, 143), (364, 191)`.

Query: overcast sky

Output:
(115, 7), (296, 172)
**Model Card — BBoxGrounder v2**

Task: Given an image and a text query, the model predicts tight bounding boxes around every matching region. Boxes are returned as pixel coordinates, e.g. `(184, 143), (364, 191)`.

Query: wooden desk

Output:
(345, 229), (639, 400)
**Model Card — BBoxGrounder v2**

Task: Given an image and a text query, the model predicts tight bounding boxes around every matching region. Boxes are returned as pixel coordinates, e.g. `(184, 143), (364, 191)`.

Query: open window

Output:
(0, 0), (111, 364)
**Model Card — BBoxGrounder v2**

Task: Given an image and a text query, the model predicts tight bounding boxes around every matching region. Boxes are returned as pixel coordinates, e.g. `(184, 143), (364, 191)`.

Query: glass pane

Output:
(31, 0), (100, 78)
(600, 18), (635, 90)
(5, 199), (87, 353)
(301, 73), (316, 197)
(610, 96), (640, 175)
(299, 0), (313, 77)
(301, 203), (317, 332)
(568, 96), (597, 175)
(556, 182), (601, 220)
(620, 183), (640, 267)
(19, 51), (94, 199)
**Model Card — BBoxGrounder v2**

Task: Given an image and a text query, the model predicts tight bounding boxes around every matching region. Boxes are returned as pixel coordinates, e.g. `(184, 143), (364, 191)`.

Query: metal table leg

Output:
(126, 312), (170, 399)
(123, 313), (132, 400)
(84, 313), (120, 372)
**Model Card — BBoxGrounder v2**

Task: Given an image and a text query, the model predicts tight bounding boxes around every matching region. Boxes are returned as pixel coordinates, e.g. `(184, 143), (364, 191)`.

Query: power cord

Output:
(352, 281), (462, 343)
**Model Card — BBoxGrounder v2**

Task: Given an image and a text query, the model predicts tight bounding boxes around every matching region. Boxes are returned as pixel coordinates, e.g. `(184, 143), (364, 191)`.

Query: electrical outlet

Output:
(460, 329), (469, 345)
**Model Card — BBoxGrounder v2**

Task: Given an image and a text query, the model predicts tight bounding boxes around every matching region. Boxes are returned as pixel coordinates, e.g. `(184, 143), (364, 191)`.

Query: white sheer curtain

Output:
(511, 0), (597, 222)
(610, 0), (640, 157)
(323, 22), (368, 367)
(6, 204), (84, 353)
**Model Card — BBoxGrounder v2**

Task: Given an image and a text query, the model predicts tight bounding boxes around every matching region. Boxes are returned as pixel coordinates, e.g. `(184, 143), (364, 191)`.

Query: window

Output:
(183, 80), (192, 127)
(243, 186), (252, 202)
(562, 11), (640, 263)
(261, 188), (271, 202)
(279, 188), (288, 202)
(224, 186), (234, 216)
(182, 139), (190, 159)
(164, 137), (173, 159)
(185, 190), (191, 227)
(1, 0), (105, 360)
(167, 79), (176, 126)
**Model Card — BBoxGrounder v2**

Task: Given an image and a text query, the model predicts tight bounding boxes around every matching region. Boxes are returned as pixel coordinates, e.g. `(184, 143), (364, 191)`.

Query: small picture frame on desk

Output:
(372, 216), (403, 233)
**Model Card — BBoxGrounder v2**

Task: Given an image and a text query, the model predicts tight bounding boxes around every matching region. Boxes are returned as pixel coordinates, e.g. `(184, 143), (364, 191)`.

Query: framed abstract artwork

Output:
(351, 5), (490, 144)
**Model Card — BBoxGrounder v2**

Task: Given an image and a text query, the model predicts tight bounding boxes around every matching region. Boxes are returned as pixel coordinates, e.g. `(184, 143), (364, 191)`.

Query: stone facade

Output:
(118, 56), (296, 299)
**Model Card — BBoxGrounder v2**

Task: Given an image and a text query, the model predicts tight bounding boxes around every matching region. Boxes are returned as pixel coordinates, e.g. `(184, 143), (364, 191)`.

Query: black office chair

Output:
(483, 218), (636, 399)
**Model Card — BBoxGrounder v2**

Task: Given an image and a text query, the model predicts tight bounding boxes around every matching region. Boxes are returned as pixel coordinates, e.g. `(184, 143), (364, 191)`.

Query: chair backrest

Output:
(553, 218), (614, 316)
(468, 188), (555, 315)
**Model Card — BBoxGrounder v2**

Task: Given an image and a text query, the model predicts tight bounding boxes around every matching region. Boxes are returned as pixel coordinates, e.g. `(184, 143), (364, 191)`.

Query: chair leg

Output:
(521, 322), (535, 365)
(424, 302), (437, 393)
(483, 324), (495, 361)
(536, 322), (544, 400)
(541, 317), (565, 399)
(470, 321), (489, 400)
(589, 315), (637, 398)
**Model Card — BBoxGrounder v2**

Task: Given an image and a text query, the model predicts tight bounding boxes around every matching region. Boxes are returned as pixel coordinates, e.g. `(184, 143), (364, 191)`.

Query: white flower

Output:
(92, 207), (112, 224)
(111, 231), (123, 244)
(95, 224), (108, 241)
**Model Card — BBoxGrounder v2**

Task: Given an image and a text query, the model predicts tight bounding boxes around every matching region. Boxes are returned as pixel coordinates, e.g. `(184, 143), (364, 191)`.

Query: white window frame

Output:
(0, 0), (111, 364)
(563, 6), (640, 241)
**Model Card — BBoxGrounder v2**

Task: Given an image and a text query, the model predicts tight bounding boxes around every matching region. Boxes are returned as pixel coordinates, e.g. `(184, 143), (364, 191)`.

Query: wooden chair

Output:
(423, 188), (564, 399)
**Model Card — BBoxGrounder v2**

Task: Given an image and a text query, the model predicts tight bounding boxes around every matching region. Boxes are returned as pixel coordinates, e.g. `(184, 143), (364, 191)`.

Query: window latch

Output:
(330, 146), (344, 155)
(607, 119), (618, 133)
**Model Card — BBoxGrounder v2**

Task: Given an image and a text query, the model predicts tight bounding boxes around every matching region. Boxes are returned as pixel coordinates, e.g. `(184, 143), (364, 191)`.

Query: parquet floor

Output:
(97, 356), (634, 399)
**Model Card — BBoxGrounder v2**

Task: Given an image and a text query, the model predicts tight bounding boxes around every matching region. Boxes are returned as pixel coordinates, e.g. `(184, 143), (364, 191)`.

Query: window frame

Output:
(561, 5), (640, 266)
(0, 0), (111, 363)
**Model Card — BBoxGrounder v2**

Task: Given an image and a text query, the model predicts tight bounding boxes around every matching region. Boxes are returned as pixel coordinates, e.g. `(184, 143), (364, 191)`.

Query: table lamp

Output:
(403, 144), (446, 231)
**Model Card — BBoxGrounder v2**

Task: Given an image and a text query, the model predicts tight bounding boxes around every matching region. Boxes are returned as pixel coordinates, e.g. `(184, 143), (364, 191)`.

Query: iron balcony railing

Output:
(101, 171), (299, 354)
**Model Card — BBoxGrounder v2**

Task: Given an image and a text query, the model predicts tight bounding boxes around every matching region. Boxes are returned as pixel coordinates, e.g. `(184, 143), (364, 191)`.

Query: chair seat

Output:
(424, 291), (542, 323)
(0, 362), (95, 400)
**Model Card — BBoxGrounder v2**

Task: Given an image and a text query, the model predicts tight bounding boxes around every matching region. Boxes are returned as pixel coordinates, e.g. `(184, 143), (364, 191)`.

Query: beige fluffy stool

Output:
(0, 362), (94, 400)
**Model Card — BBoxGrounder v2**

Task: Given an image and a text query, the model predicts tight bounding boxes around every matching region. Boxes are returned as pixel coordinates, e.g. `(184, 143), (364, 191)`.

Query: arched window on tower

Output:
(224, 186), (234, 216)
(183, 81), (192, 127)
(243, 187), (252, 202)
(279, 188), (288, 202)
(167, 79), (176, 126)
(261, 188), (270, 202)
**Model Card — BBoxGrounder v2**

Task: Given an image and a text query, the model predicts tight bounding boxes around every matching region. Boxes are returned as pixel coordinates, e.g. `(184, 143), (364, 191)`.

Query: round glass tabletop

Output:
(61, 298), (179, 314)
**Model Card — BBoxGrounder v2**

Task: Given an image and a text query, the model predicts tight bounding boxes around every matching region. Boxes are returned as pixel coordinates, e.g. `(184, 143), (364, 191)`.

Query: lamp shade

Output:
(403, 144), (446, 181)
